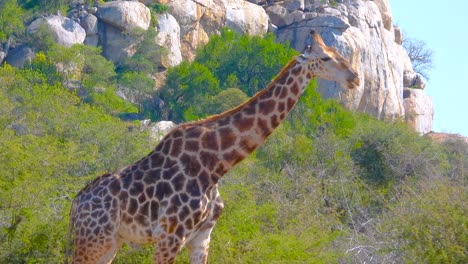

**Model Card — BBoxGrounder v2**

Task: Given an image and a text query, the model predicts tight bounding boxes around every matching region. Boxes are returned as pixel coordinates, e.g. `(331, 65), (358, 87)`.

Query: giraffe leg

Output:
(153, 235), (183, 264)
(185, 224), (216, 264)
(72, 224), (122, 264)
(72, 236), (121, 264)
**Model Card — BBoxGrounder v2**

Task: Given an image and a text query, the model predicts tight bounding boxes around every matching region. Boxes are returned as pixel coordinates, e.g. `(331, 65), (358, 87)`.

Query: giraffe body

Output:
(69, 31), (360, 264)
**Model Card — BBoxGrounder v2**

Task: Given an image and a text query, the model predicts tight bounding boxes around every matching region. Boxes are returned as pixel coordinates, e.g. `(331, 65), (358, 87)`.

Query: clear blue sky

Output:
(391, 0), (468, 136)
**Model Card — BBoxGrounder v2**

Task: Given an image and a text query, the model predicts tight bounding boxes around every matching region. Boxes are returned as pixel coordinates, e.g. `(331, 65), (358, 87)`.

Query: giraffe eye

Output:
(321, 57), (331, 62)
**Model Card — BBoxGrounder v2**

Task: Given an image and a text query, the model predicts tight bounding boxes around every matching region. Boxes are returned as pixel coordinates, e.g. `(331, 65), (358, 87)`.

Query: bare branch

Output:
(402, 36), (434, 80)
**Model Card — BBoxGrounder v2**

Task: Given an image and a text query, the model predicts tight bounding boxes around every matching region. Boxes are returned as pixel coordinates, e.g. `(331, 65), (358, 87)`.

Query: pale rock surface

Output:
(100, 23), (142, 63)
(0, 50), (6, 65)
(97, 1), (151, 31)
(372, 0), (392, 31)
(266, 5), (289, 28)
(403, 88), (433, 134)
(425, 132), (468, 146)
(81, 14), (99, 46)
(5, 45), (35, 68)
(95, 0), (151, 62)
(28, 15), (86, 47)
(394, 26), (402, 44)
(169, 0), (268, 60)
(147, 120), (177, 141)
(80, 14), (99, 36)
(283, 0), (304, 12)
(156, 13), (182, 68)
(274, 0), (422, 123)
(225, 0), (269, 35)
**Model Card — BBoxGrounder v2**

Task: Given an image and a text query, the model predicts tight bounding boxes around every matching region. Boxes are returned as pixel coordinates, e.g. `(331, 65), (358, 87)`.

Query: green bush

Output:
(0, 64), (151, 262)
(201, 88), (249, 116)
(159, 61), (220, 121)
(0, 0), (25, 42)
(195, 28), (297, 96)
(379, 178), (467, 263)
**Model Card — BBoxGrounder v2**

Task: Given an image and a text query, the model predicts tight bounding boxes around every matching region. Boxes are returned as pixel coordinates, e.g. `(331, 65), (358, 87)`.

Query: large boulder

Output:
(100, 24), (142, 63)
(80, 14), (99, 36)
(27, 15), (86, 47)
(169, 0), (268, 60)
(274, 0), (424, 124)
(224, 0), (269, 35)
(403, 88), (433, 134)
(96, 1), (152, 63)
(5, 45), (35, 68)
(425, 132), (468, 146)
(0, 49), (7, 65)
(97, 1), (151, 32)
(156, 13), (182, 68)
(80, 14), (99, 46)
(147, 120), (177, 141)
(372, 0), (393, 31)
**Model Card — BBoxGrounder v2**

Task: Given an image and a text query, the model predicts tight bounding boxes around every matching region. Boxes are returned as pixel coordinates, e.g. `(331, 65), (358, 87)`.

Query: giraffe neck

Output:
(181, 58), (314, 179)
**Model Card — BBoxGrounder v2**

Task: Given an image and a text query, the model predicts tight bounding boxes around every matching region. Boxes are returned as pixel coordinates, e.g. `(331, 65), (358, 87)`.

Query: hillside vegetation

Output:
(1, 2), (467, 263)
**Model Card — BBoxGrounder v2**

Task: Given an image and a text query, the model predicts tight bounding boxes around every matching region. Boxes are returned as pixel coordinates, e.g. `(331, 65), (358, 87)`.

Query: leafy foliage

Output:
(195, 28), (297, 96)
(159, 61), (220, 121)
(0, 12), (465, 263)
(0, 63), (151, 262)
(202, 88), (250, 116)
(0, 0), (25, 42)
(157, 28), (296, 122)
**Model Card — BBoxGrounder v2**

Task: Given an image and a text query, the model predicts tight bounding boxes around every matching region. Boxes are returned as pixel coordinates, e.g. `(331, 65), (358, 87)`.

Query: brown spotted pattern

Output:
(68, 30), (360, 264)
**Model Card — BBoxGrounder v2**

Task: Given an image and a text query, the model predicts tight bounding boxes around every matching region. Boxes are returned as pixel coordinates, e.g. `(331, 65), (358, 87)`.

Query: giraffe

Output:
(68, 30), (360, 264)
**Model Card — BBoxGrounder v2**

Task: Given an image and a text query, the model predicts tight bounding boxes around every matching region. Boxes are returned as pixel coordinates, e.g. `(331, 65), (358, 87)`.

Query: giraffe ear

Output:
(309, 30), (326, 47)
(305, 30), (325, 54)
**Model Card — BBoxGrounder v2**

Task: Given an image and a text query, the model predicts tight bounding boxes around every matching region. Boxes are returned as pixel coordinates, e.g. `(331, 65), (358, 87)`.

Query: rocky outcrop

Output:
(12, 0), (433, 134)
(97, 1), (151, 32)
(266, 0), (432, 133)
(27, 15), (86, 47)
(80, 14), (99, 46)
(142, 120), (177, 141)
(168, 0), (269, 60)
(96, 1), (151, 62)
(155, 13), (182, 68)
(403, 88), (433, 134)
(425, 132), (468, 147)
(5, 45), (35, 68)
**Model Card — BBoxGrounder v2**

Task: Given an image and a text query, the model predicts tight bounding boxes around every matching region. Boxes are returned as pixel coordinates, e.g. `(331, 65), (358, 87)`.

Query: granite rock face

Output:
(168, 0), (269, 60)
(27, 15), (86, 47)
(15, 0), (434, 134)
(5, 45), (35, 68)
(155, 13), (182, 68)
(97, 1), (151, 32)
(269, 0), (432, 133)
(97, 1), (151, 62)
(403, 88), (433, 134)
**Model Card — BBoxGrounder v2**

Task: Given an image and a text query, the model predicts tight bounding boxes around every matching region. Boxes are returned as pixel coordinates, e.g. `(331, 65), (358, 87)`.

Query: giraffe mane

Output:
(182, 58), (300, 127)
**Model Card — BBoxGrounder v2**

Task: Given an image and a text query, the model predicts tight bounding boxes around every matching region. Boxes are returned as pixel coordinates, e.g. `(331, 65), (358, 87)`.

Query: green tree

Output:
(0, 63), (150, 262)
(195, 28), (297, 96)
(19, 0), (72, 14)
(157, 28), (296, 122)
(0, 0), (25, 42)
(379, 178), (467, 263)
(119, 28), (166, 74)
(118, 71), (154, 114)
(202, 87), (249, 116)
(159, 61), (220, 121)
(48, 44), (116, 88)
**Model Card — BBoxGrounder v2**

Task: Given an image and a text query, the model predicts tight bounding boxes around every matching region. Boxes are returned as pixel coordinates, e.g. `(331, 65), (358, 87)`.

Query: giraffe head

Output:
(297, 30), (360, 89)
